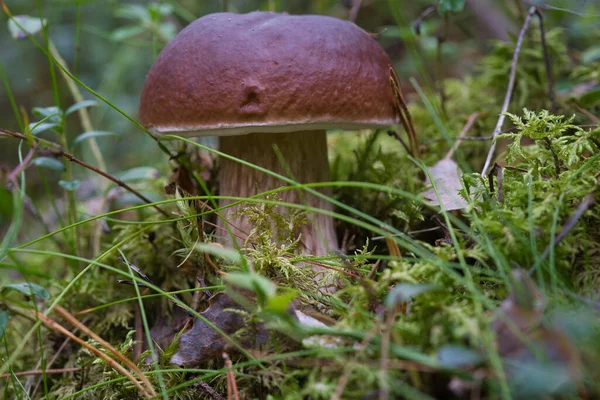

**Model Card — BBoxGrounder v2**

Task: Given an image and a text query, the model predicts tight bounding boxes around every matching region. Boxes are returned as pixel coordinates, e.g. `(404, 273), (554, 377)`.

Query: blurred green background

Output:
(0, 0), (598, 196)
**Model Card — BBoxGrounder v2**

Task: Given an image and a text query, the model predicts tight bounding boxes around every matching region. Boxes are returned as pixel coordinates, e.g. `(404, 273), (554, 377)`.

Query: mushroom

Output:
(139, 12), (398, 256)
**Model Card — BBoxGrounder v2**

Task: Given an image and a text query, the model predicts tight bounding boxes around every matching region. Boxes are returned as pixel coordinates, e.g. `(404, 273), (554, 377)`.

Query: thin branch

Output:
(389, 67), (420, 158)
(574, 105), (600, 125)
(6, 148), (36, 185)
(436, 13), (449, 117)
(379, 310), (394, 400)
(29, 308), (153, 398)
(0, 128), (169, 217)
(387, 130), (411, 154)
(424, 136), (494, 145)
(53, 305), (156, 396)
(0, 368), (80, 379)
(496, 163), (504, 203)
(445, 112), (480, 160)
(194, 380), (226, 400)
(413, 6), (437, 35)
(332, 325), (379, 400)
(532, 193), (595, 269)
(481, 6), (538, 175)
(223, 353), (239, 400)
(48, 41), (107, 174)
(534, 9), (556, 113)
(0, 1), (173, 159)
(348, 0), (363, 22)
(543, 137), (561, 176)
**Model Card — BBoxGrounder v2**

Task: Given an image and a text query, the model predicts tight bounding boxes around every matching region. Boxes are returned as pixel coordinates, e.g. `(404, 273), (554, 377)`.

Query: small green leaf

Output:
(110, 25), (146, 41)
(115, 4), (151, 22)
(385, 283), (440, 309)
(149, 3), (173, 18)
(438, 0), (465, 14)
(32, 106), (62, 121)
(195, 243), (242, 265)
(226, 272), (276, 299)
(31, 157), (65, 171)
(73, 131), (121, 145)
(0, 311), (8, 338)
(266, 290), (298, 313)
(116, 167), (160, 183)
(58, 180), (82, 191)
(437, 345), (483, 369)
(2, 282), (50, 300)
(65, 100), (98, 116)
(8, 15), (47, 39)
(29, 122), (61, 135)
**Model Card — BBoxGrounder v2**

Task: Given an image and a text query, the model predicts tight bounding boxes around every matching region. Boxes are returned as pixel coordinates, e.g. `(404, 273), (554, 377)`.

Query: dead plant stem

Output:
(348, 0), (363, 22)
(445, 113), (480, 160)
(29, 308), (153, 398)
(53, 304), (157, 396)
(534, 9), (556, 113)
(481, 6), (537, 175)
(0, 128), (169, 217)
(0, 368), (80, 379)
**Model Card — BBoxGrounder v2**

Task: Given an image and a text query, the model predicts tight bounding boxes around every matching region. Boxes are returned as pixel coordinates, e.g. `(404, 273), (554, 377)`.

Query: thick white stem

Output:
(217, 130), (338, 257)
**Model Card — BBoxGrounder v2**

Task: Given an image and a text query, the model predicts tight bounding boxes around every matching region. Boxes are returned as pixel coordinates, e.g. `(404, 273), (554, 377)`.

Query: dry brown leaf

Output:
(422, 159), (469, 211)
(171, 292), (269, 367)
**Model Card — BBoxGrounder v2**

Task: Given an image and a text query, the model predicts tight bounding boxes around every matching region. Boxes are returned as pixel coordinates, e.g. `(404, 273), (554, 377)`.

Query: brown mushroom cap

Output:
(139, 12), (398, 136)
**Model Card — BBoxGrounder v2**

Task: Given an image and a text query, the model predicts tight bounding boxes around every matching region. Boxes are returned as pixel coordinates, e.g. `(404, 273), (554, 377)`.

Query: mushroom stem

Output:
(217, 130), (337, 256)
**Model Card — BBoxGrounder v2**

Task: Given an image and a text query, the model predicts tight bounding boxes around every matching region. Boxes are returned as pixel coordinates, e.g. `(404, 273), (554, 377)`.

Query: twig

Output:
(424, 136), (494, 145)
(387, 130), (411, 154)
(574, 105), (600, 125)
(533, 193), (595, 268)
(543, 137), (561, 176)
(389, 67), (420, 158)
(534, 9), (556, 113)
(487, 163), (504, 202)
(367, 259), (381, 280)
(445, 113), (480, 160)
(48, 41), (107, 174)
(31, 332), (76, 397)
(53, 305), (157, 396)
(0, 368), (80, 379)
(194, 380), (226, 400)
(413, 6), (437, 35)
(30, 309), (153, 398)
(436, 12), (450, 116)
(465, 0), (514, 41)
(223, 353), (239, 400)
(0, 128), (169, 217)
(331, 325), (379, 400)
(348, 0), (362, 22)
(134, 304), (143, 361)
(379, 311), (394, 400)
(496, 164), (504, 202)
(6, 148), (36, 185)
(481, 6), (538, 175)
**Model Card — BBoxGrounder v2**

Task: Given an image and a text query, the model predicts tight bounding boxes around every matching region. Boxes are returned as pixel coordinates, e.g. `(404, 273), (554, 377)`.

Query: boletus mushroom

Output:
(139, 12), (398, 257)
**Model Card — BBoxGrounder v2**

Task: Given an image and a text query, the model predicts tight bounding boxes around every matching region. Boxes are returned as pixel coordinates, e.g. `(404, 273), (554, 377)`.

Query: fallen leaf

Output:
(293, 310), (342, 349)
(422, 159), (469, 211)
(491, 270), (582, 397)
(171, 292), (269, 367)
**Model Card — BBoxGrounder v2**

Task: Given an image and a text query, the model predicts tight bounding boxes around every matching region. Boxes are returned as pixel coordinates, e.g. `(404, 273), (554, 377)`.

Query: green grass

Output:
(1, 0), (600, 399)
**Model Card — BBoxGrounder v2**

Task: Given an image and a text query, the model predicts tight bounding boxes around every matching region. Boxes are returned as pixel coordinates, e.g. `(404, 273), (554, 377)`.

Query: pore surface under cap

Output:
(139, 12), (398, 136)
